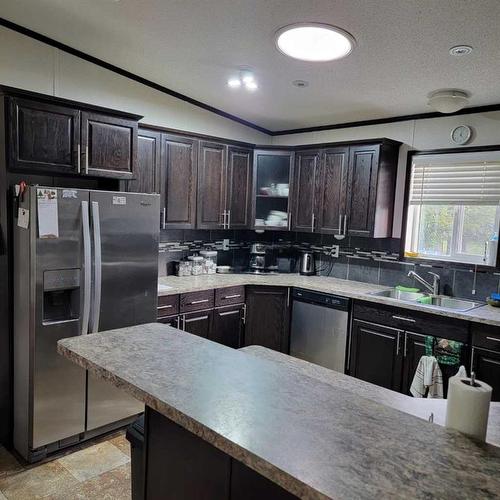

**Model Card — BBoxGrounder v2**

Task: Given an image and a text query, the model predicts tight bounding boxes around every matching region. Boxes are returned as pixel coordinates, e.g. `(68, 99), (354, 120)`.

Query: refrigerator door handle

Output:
(90, 201), (102, 333)
(81, 201), (92, 335)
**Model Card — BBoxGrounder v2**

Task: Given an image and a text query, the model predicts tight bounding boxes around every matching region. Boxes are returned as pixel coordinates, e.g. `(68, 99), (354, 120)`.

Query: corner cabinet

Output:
(244, 286), (290, 352)
(6, 94), (141, 179)
(290, 141), (399, 238)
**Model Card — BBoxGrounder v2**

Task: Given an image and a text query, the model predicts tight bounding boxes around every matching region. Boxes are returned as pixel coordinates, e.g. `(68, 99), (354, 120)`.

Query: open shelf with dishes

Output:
(253, 150), (294, 230)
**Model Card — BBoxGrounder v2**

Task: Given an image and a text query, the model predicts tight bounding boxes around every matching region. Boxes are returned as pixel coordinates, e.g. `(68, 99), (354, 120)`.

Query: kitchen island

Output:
(58, 323), (500, 499)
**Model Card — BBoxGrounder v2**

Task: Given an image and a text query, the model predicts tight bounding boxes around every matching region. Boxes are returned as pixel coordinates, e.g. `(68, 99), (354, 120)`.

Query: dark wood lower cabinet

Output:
(350, 319), (403, 392)
(401, 331), (427, 396)
(472, 347), (500, 402)
(210, 305), (244, 349)
(145, 407), (297, 500)
(183, 310), (213, 339)
(244, 286), (290, 353)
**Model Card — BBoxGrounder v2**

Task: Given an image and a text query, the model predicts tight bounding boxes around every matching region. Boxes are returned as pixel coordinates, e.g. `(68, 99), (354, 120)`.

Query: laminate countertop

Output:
(158, 273), (500, 327)
(58, 323), (500, 500)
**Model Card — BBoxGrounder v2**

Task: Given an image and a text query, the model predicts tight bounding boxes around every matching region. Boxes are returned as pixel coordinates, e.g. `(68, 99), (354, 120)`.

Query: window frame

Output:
(400, 146), (500, 270)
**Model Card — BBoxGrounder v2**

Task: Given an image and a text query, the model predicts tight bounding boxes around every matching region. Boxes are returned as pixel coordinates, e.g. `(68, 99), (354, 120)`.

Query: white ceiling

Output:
(3, 0), (500, 132)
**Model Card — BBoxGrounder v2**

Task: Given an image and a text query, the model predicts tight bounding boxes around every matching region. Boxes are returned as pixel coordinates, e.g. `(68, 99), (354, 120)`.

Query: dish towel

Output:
(410, 355), (444, 398)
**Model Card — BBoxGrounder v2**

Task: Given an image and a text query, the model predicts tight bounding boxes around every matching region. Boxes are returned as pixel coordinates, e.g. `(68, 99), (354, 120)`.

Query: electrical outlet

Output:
(222, 239), (230, 251)
(329, 245), (340, 258)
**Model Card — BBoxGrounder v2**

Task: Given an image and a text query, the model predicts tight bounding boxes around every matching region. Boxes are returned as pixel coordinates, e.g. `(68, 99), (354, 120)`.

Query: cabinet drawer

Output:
(157, 294), (179, 318)
(353, 301), (469, 343)
(180, 290), (214, 313)
(471, 323), (500, 352)
(215, 286), (245, 307)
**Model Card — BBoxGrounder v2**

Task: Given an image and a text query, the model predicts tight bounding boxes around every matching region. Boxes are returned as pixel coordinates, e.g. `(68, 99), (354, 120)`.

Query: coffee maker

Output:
(247, 243), (267, 273)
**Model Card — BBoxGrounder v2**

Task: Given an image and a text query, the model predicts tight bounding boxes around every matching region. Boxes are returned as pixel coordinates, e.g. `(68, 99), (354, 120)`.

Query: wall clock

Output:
(451, 125), (472, 145)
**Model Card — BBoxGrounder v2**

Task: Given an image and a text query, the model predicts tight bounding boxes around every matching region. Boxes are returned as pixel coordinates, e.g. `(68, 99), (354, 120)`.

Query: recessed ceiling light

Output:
(227, 78), (241, 88)
(449, 45), (473, 56)
(292, 80), (309, 88)
(428, 89), (470, 113)
(245, 81), (258, 91)
(275, 23), (355, 62)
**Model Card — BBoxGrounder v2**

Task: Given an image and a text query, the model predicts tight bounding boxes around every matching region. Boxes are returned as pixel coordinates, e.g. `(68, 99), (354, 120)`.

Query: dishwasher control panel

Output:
(293, 288), (350, 310)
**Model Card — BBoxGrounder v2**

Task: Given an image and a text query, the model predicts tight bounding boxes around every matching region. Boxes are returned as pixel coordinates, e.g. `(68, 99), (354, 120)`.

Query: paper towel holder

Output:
(462, 372), (480, 388)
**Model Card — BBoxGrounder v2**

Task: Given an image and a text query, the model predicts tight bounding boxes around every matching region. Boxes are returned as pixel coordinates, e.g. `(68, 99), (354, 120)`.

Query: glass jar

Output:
(188, 256), (204, 276)
(176, 260), (191, 277)
(200, 251), (217, 274)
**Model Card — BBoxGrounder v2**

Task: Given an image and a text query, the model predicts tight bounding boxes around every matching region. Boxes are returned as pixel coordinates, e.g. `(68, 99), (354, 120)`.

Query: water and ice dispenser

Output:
(42, 269), (81, 324)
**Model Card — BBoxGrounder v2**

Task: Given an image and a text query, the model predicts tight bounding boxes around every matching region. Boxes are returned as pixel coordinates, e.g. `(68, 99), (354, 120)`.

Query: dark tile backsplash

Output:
(158, 228), (500, 300)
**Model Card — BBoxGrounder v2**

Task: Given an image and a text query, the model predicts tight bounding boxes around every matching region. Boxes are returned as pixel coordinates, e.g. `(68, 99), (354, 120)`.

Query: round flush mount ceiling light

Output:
(275, 23), (355, 62)
(449, 45), (473, 56)
(428, 89), (470, 114)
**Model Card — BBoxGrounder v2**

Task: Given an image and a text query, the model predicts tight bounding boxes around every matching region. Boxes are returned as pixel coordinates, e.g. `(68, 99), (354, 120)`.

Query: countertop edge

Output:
(56, 340), (328, 499)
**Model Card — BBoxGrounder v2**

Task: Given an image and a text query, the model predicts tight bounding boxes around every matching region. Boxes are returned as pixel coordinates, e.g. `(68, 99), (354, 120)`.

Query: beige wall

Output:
(0, 26), (271, 145)
(272, 111), (500, 237)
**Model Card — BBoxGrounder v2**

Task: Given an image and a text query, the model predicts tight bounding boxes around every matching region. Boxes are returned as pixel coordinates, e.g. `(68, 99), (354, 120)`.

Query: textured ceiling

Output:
(2, 0), (500, 131)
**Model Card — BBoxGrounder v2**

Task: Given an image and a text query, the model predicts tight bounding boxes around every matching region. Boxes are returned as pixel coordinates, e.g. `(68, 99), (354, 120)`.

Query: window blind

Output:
(409, 153), (500, 205)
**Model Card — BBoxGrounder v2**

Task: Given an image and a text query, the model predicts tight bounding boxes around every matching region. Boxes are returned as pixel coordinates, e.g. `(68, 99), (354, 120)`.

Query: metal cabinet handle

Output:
(288, 212), (292, 231)
(77, 143), (81, 173)
(157, 305), (173, 310)
(311, 213), (316, 232)
(223, 294), (241, 299)
(85, 145), (89, 174)
(219, 310), (240, 317)
(404, 332), (408, 357)
(343, 214), (347, 236)
(227, 210), (231, 229)
(162, 208), (166, 229)
(392, 315), (416, 323)
(338, 214), (342, 236)
(185, 315), (209, 322)
(486, 336), (500, 343)
(242, 304), (247, 324)
(190, 299), (209, 305)
(220, 210), (227, 228)
(396, 331), (401, 356)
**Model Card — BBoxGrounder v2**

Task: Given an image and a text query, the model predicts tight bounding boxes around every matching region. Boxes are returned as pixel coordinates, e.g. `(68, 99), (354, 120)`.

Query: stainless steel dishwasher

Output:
(290, 288), (350, 372)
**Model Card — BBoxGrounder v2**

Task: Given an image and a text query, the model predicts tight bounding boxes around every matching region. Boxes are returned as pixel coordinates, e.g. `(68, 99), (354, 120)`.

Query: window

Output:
(405, 151), (500, 266)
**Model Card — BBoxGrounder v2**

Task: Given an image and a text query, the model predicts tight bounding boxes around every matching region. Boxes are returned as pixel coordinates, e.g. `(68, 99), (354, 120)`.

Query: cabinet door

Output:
(161, 134), (198, 229)
(127, 129), (161, 194)
(401, 331), (427, 396)
(472, 347), (500, 402)
(81, 112), (138, 179)
(345, 145), (380, 237)
(158, 315), (180, 328)
(197, 141), (226, 229)
(317, 147), (349, 235)
(291, 150), (320, 232)
(226, 147), (252, 229)
(244, 286), (290, 352)
(8, 97), (80, 174)
(350, 319), (403, 391)
(210, 305), (244, 348)
(183, 310), (213, 339)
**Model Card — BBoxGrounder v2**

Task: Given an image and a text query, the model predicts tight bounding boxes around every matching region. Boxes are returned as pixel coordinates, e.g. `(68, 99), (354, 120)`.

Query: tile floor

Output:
(0, 432), (131, 499)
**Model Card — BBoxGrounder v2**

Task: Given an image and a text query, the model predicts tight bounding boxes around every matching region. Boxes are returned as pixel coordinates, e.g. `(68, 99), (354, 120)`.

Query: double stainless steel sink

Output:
(370, 288), (484, 312)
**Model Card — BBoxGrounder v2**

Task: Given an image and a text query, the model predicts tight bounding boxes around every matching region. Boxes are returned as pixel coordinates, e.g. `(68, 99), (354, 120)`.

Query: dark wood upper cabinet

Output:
(345, 143), (398, 238)
(244, 286), (290, 353)
(81, 111), (138, 179)
(127, 129), (161, 194)
(350, 319), (403, 392)
(226, 147), (253, 229)
(7, 97), (80, 174)
(197, 141), (227, 229)
(317, 147), (349, 235)
(161, 134), (198, 229)
(291, 150), (320, 232)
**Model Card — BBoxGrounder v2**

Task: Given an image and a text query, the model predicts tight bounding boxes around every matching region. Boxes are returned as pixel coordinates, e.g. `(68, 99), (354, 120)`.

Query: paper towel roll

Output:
(445, 376), (492, 442)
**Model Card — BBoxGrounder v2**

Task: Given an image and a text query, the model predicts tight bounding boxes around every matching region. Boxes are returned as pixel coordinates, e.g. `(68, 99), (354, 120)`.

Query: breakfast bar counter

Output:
(58, 323), (500, 499)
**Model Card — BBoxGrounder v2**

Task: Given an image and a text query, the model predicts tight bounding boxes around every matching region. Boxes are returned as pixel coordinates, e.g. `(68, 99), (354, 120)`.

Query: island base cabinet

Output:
(244, 286), (290, 353)
(144, 407), (297, 500)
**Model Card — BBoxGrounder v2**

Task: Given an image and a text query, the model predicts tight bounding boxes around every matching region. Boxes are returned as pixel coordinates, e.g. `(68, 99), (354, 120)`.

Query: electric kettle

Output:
(299, 252), (315, 276)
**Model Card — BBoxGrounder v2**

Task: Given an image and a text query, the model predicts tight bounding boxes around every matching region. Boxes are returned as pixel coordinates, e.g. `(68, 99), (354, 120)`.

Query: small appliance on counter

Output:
(246, 243), (278, 274)
(299, 251), (316, 276)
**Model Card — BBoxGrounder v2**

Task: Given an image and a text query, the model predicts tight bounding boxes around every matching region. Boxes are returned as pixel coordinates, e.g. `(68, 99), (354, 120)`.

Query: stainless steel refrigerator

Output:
(13, 186), (159, 462)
